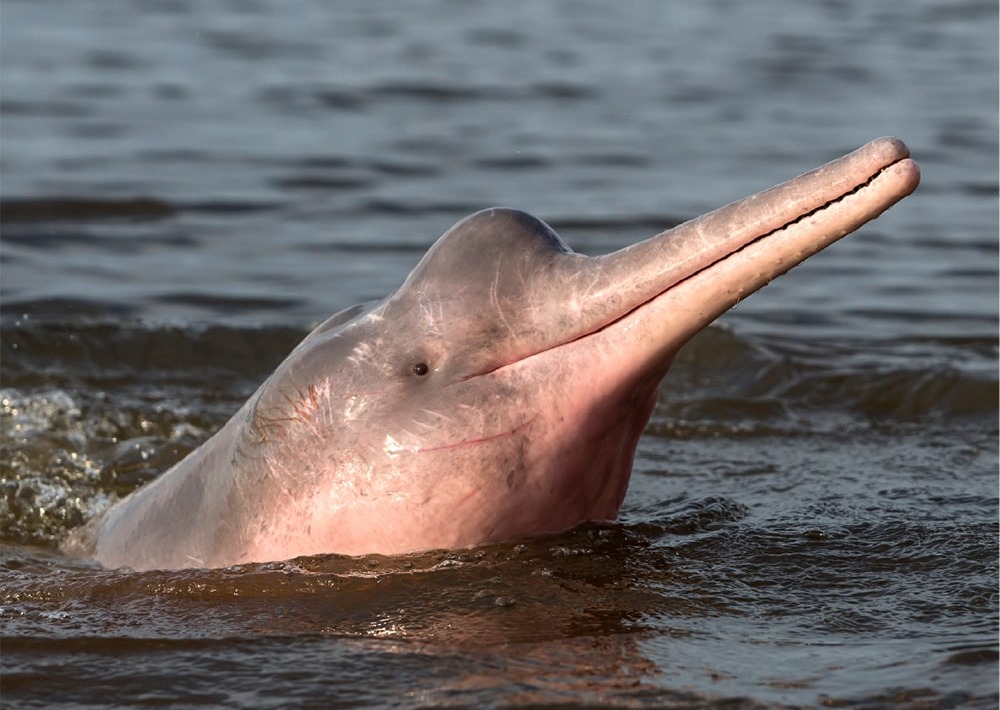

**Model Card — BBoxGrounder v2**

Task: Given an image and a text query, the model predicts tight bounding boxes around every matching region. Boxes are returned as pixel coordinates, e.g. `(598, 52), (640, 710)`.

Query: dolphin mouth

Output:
(508, 140), (919, 376)
(712, 154), (916, 264)
(593, 151), (921, 338)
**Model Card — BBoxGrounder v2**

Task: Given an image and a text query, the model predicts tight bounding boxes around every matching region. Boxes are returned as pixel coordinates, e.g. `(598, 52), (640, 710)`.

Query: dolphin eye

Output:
(412, 362), (429, 376)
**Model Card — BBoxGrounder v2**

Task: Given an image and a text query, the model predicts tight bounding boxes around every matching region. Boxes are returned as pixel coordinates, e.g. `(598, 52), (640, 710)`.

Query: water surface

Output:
(2, 0), (997, 707)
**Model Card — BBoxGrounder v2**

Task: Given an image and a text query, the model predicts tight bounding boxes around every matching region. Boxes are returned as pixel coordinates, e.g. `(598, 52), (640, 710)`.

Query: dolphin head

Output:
(69, 138), (919, 570)
(234, 138), (919, 563)
(240, 209), (646, 556)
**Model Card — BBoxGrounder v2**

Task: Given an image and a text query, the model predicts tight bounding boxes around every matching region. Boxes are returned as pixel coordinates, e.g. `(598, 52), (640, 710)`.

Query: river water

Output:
(1, 0), (997, 707)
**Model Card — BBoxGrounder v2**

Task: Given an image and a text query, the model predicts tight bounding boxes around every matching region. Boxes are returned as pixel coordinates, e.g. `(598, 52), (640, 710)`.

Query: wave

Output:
(668, 327), (998, 420)
(2, 319), (994, 418)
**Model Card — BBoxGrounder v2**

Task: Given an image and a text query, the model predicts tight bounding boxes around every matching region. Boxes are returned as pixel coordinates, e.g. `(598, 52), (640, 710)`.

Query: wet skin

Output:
(63, 138), (920, 571)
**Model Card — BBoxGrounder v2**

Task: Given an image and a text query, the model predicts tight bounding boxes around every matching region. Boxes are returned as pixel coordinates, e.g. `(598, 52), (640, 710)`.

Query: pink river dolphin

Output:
(62, 137), (919, 571)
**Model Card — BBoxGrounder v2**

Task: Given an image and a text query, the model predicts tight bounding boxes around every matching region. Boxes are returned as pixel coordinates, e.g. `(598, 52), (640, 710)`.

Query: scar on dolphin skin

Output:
(399, 414), (539, 455)
(245, 383), (326, 446)
(62, 138), (919, 571)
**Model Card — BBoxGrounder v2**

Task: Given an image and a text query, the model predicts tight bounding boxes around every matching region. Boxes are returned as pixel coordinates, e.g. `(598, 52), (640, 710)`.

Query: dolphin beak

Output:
(571, 137), (920, 359)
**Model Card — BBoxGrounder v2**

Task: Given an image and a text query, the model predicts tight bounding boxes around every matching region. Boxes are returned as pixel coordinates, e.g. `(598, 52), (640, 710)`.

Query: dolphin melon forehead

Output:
(403, 208), (577, 287)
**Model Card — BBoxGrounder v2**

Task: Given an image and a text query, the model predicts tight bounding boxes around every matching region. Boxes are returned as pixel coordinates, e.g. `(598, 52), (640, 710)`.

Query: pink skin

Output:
(63, 138), (920, 571)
